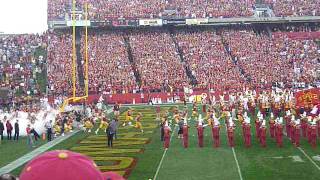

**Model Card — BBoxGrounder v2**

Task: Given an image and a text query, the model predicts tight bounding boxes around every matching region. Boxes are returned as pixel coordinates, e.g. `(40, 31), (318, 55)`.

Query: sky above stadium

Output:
(0, 0), (47, 34)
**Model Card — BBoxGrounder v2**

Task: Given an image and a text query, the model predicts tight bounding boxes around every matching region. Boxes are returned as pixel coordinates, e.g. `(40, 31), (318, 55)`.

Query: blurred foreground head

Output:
(19, 150), (125, 180)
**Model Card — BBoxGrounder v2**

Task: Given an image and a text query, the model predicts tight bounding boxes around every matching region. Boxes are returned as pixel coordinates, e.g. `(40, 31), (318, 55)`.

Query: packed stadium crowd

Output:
(47, 0), (320, 21)
(83, 32), (136, 94)
(1, 28), (319, 99)
(175, 30), (246, 91)
(129, 31), (187, 92)
(264, 0), (320, 17)
(47, 31), (74, 96)
(0, 34), (47, 110)
(223, 28), (320, 89)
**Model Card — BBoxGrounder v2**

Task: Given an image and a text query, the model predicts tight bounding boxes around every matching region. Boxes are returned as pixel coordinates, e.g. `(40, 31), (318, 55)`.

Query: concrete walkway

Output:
(0, 130), (79, 175)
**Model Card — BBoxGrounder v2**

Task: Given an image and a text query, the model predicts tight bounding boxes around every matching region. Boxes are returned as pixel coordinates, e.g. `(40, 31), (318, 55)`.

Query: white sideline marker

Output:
(153, 126), (176, 180)
(298, 147), (320, 171)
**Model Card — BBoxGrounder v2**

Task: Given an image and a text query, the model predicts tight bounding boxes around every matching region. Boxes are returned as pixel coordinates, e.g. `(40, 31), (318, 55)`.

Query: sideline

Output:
(0, 130), (79, 175)
(0, 107), (114, 175)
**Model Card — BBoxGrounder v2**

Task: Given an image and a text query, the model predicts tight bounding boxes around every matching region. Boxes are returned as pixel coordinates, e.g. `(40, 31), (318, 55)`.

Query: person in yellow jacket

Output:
(134, 113), (143, 133)
(95, 117), (109, 134)
(84, 119), (93, 133)
(64, 121), (73, 133)
(123, 108), (134, 126)
(53, 122), (61, 137)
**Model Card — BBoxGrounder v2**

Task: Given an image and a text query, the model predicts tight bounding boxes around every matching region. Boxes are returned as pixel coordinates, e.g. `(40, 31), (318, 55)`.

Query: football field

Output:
(4, 104), (320, 180)
(126, 104), (320, 180)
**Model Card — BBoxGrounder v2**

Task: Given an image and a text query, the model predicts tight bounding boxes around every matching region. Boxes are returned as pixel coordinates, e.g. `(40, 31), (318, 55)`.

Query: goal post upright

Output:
(60, 0), (89, 112)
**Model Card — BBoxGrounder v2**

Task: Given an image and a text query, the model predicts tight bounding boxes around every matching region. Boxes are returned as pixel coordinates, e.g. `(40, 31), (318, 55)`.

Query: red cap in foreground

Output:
(20, 150), (105, 180)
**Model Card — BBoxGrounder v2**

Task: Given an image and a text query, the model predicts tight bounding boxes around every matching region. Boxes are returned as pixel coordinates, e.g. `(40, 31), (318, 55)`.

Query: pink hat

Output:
(20, 150), (105, 180)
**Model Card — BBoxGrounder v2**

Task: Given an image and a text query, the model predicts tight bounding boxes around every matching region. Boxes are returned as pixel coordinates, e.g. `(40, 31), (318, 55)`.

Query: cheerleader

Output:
(134, 113), (143, 133)
(95, 117), (109, 134)
(123, 108), (134, 126)
(53, 122), (61, 137)
(84, 119), (93, 133)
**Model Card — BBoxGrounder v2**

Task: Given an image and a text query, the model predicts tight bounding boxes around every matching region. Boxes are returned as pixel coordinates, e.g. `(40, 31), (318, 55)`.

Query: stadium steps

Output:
(219, 33), (251, 83)
(169, 31), (198, 86)
(75, 28), (85, 88)
(123, 35), (142, 86)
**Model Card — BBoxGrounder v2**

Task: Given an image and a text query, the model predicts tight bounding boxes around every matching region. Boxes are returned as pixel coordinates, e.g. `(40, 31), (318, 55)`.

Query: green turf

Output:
(9, 131), (89, 176)
(5, 104), (320, 180)
(0, 137), (46, 168)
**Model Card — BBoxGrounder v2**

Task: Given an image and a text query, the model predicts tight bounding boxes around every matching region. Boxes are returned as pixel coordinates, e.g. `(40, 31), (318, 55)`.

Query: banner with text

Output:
(139, 19), (163, 26)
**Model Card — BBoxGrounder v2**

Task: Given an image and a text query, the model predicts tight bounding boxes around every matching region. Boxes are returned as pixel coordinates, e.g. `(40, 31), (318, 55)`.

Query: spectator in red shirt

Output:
(5, 118), (13, 140)
(26, 124), (35, 148)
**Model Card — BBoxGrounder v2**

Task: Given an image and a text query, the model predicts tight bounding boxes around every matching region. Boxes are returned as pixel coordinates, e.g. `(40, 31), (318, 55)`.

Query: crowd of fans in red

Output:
(175, 30), (245, 92)
(1, 28), (319, 98)
(129, 30), (187, 92)
(48, 0), (320, 21)
(0, 34), (46, 101)
(223, 28), (319, 90)
(264, 0), (320, 17)
(83, 32), (136, 94)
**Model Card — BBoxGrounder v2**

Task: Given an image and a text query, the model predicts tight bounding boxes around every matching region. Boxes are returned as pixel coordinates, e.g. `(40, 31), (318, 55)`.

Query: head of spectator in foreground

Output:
(19, 150), (125, 180)
(0, 174), (18, 180)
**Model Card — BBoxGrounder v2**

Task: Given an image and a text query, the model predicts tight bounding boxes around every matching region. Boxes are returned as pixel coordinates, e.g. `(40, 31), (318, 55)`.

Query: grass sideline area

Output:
(4, 104), (320, 179)
(0, 137), (46, 168)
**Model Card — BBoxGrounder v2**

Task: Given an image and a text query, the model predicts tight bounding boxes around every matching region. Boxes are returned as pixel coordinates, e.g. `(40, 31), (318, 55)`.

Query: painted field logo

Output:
(71, 108), (163, 178)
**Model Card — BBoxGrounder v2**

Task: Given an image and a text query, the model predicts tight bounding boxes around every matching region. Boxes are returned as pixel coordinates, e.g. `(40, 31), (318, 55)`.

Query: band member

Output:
(310, 120), (317, 148)
(285, 110), (291, 137)
(228, 120), (235, 147)
(201, 95), (207, 113)
(248, 98), (256, 117)
(160, 117), (166, 141)
(275, 117), (284, 148)
(269, 113), (276, 138)
(206, 110), (214, 127)
(192, 102), (198, 119)
(212, 119), (220, 148)
(255, 113), (263, 140)
(155, 105), (161, 120)
(317, 115), (320, 137)
(290, 116), (296, 143)
(163, 121), (171, 149)
(243, 117), (251, 148)
(197, 117), (204, 148)
(294, 119), (301, 147)
(260, 120), (267, 148)
(300, 112), (308, 138)
(182, 119), (189, 148)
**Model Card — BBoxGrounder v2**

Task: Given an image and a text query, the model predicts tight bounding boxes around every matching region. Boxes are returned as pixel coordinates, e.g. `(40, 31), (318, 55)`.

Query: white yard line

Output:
(232, 147), (244, 180)
(225, 125), (243, 180)
(153, 125), (176, 180)
(283, 131), (320, 171)
(297, 147), (320, 171)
